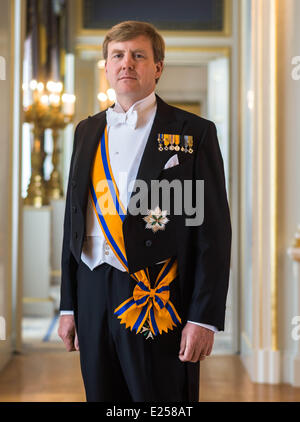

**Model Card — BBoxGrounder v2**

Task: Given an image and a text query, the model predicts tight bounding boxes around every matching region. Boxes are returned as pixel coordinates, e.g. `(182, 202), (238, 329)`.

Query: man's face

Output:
(105, 35), (163, 103)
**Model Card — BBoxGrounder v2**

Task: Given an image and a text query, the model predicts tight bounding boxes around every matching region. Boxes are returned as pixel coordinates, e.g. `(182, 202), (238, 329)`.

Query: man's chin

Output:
(115, 88), (141, 97)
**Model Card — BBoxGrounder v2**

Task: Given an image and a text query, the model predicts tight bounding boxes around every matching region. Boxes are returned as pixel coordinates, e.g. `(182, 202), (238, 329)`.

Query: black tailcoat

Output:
(60, 94), (232, 331)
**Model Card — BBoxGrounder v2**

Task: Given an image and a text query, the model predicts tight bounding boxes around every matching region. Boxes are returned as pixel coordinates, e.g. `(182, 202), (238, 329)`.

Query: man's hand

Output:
(179, 322), (214, 363)
(58, 315), (79, 352)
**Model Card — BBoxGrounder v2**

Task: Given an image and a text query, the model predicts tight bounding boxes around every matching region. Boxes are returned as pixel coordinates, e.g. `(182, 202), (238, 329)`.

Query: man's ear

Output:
(156, 61), (164, 74)
(155, 61), (164, 83)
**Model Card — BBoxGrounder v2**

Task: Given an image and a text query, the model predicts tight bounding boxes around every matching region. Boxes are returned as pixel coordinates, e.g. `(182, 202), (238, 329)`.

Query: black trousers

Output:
(75, 259), (200, 402)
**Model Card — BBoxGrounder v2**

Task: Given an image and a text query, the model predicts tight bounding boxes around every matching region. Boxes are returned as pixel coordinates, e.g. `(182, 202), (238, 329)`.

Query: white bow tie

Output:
(106, 107), (138, 129)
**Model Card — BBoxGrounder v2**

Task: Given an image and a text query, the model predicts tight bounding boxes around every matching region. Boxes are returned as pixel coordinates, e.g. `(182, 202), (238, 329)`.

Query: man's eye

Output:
(135, 54), (144, 58)
(113, 54), (122, 58)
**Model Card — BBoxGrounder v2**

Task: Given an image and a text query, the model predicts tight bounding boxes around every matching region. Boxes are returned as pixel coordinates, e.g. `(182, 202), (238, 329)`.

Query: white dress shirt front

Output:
(60, 91), (218, 333)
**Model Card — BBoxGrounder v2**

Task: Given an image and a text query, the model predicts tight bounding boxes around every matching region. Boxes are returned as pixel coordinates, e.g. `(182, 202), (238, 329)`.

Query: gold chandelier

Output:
(23, 80), (75, 207)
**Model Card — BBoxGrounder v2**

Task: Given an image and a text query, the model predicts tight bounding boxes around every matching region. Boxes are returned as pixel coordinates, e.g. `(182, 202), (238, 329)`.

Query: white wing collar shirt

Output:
(61, 91), (218, 332)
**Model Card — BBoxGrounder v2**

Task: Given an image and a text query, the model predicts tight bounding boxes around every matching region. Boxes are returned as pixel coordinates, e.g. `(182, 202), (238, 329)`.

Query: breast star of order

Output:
(143, 206), (169, 233)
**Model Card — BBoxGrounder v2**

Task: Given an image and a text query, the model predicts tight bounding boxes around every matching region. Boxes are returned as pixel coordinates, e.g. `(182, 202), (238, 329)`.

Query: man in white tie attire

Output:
(58, 20), (231, 402)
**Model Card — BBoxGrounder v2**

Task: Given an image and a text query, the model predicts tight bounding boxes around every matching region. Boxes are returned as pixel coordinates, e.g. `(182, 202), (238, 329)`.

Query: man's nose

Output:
(121, 54), (134, 69)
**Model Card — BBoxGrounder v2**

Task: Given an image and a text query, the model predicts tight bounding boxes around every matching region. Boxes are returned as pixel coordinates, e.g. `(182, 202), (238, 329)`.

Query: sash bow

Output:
(114, 264), (181, 336)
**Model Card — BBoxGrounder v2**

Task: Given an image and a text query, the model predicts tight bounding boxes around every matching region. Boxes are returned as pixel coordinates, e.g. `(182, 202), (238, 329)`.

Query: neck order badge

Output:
(89, 126), (181, 338)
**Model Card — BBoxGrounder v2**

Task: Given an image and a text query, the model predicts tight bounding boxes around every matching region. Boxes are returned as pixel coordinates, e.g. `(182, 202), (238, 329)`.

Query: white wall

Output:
(0, 0), (13, 369)
(0, 0), (24, 369)
(157, 65), (208, 109)
(277, 0), (300, 383)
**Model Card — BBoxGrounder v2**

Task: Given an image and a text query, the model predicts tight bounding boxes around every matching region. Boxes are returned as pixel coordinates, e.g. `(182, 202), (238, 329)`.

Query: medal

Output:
(174, 135), (180, 151)
(179, 135), (184, 152)
(157, 133), (164, 151)
(157, 133), (191, 153)
(184, 135), (188, 153)
(163, 134), (170, 151)
(143, 206), (169, 233)
(169, 134), (175, 150)
(188, 136), (193, 153)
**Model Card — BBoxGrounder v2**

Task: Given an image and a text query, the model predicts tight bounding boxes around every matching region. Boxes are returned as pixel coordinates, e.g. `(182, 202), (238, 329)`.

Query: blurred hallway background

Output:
(1, 0), (300, 401)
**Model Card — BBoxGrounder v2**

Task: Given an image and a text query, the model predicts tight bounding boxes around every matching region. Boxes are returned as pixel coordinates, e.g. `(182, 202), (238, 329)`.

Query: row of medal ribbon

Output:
(157, 134), (194, 153)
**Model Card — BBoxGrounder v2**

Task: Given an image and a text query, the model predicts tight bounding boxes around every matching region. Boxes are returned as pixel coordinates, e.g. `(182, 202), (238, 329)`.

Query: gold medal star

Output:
(143, 206), (169, 233)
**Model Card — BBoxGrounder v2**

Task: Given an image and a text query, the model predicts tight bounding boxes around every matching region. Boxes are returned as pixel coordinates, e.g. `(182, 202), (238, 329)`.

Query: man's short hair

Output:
(102, 20), (165, 64)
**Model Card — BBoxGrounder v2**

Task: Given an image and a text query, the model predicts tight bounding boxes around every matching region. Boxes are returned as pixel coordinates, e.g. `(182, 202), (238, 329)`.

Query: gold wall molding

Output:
(22, 297), (54, 304)
(272, 0), (279, 353)
(50, 270), (62, 277)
